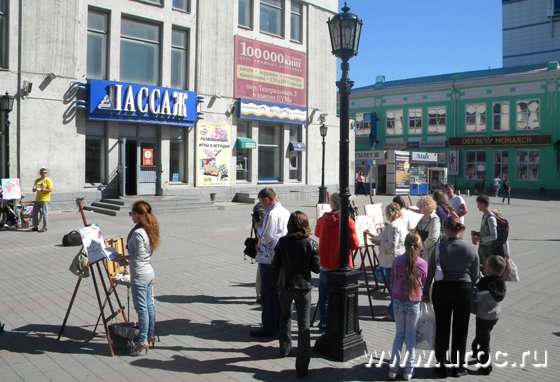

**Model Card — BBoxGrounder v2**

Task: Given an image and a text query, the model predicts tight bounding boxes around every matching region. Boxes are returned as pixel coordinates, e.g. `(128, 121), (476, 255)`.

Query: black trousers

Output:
(278, 288), (312, 376)
(432, 281), (473, 367)
(259, 264), (280, 334)
(472, 317), (498, 365)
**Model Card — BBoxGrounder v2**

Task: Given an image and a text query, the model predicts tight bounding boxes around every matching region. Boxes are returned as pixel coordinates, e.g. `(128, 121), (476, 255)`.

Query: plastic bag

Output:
(416, 302), (436, 350)
(503, 255), (519, 282)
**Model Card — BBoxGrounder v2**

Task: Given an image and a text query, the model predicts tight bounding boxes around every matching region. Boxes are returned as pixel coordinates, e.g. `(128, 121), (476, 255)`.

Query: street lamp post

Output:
(1, 92), (15, 178)
(314, 3), (367, 362)
(318, 123), (328, 203)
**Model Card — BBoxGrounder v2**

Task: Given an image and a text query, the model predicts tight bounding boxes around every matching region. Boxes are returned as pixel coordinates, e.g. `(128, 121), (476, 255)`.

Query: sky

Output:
(336, 0), (503, 88)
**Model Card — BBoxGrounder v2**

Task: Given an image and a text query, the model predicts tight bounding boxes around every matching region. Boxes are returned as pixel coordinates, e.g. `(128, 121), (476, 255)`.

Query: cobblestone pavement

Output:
(0, 194), (557, 381)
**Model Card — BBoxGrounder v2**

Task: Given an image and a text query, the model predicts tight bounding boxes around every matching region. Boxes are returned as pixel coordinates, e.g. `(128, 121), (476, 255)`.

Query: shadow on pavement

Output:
(156, 294), (257, 305)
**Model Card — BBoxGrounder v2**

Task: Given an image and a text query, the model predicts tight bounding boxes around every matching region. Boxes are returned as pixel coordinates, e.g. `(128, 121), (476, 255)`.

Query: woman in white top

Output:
(366, 202), (408, 320)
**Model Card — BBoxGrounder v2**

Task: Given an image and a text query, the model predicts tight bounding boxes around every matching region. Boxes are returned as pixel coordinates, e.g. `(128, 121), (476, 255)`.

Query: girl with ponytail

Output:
(116, 200), (160, 356)
(387, 231), (428, 381)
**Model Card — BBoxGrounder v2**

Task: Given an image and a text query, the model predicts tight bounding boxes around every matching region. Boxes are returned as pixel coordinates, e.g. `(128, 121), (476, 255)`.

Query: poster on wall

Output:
(142, 148), (154, 166)
(196, 122), (232, 187)
(448, 150), (459, 176)
(395, 151), (411, 193)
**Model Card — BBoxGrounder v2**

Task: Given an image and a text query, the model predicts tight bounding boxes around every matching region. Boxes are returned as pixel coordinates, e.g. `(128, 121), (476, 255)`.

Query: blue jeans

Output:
(381, 267), (393, 318)
(317, 270), (329, 331)
(390, 299), (421, 375)
(131, 281), (155, 343)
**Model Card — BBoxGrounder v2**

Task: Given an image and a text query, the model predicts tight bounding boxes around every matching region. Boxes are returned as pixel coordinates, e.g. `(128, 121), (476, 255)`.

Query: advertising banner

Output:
(142, 148), (154, 166)
(196, 122), (232, 187)
(234, 35), (306, 107)
(395, 151), (411, 193)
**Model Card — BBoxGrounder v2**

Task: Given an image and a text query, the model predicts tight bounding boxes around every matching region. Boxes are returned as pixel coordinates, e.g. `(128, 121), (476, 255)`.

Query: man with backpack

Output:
(471, 195), (508, 274)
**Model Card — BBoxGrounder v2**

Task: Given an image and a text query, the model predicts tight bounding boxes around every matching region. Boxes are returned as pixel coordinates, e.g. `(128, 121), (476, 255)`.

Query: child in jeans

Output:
(471, 255), (507, 375)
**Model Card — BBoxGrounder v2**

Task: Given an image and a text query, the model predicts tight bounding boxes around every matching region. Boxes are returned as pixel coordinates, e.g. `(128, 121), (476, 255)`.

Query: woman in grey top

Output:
(116, 200), (160, 356)
(423, 216), (479, 378)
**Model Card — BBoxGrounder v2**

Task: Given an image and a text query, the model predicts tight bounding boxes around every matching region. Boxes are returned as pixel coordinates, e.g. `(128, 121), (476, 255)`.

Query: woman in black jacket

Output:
(272, 211), (320, 378)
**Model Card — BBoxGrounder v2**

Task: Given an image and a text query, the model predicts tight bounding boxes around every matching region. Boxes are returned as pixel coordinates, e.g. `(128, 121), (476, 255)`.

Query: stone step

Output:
(234, 192), (257, 204)
(92, 201), (121, 211)
(83, 205), (118, 216)
(101, 198), (126, 206)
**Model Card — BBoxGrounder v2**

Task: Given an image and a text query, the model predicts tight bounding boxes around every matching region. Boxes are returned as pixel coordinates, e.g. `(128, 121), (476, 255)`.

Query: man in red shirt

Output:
(314, 192), (359, 333)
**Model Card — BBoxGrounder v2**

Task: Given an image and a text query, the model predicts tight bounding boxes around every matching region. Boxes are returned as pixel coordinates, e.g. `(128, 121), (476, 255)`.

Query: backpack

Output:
(62, 230), (83, 246)
(494, 215), (509, 244)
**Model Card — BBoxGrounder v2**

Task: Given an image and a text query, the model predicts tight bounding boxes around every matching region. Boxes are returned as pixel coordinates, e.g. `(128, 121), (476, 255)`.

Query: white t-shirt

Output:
(448, 194), (466, 223)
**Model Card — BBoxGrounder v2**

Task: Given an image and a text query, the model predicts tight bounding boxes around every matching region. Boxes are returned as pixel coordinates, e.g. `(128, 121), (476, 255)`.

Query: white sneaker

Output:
(388, 370), (398, 380)
(403, 372), (413, 380)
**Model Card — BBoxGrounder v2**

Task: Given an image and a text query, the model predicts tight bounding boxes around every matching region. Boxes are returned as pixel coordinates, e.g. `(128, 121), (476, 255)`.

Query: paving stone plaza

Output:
(0, 194), (557, 381)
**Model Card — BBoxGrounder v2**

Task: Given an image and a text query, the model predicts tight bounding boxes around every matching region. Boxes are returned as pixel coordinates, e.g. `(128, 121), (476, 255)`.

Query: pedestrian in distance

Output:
(444, 184), (468, 224)
(502, 179), (511, 205)
(423, 216), (479, 378)
(31, 167), (53, 232)
(272, 211), (320, 378)
(114, 200), (160, 356)
(471, 255), (507, 376)
(250, 188), (290, 338)
(356, 171), (366, 195)
(388, 231), (428, 381)
(493, 177), (501, 198)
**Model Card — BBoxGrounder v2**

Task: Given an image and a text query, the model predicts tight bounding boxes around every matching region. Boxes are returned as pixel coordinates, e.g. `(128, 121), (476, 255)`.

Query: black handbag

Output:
(62, 230), (83, 247)
(243, 226), (258, 259)
(108, 322), (138, 354)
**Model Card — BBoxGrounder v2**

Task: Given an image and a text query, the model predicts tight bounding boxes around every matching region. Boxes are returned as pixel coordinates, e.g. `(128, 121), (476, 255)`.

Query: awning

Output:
(289, 141), (306, 151)
(236, 137), (256, 149)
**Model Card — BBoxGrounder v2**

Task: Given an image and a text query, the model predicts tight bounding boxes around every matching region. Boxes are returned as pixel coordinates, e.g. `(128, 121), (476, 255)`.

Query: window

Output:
(386, 109), (403, 136)
(290, 1), (302, 42)
(87, 10), (108, 79)
(172, 0), (190, 12)
(465, 150), (486, 180)
(465, 103), (486, 132)
(120, 18), (160, 86)
(428, 106), (446, 134)
(0, 0), (7, 68)
(516, 100), (540, 130)
(408, 108), (422, 135)
(260, 0), (283, 36)
(289, 125), (301, 181)
(494, 150), (509, 180)
(258, 124), (281, 181)
(138, 0), (162, 5)
(238, 0), (252, 28)
(492, 101), (509, 131)
(171, 28), (188, 89)
(169, 128), (186, 182)
(85, 123), (106, 184)
(516, 149), (539, 181)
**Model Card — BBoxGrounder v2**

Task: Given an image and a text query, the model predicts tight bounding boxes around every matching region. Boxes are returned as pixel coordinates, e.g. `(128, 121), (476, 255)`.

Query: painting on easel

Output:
(79, 224), (118, 264)
(354, 215), (377, 247)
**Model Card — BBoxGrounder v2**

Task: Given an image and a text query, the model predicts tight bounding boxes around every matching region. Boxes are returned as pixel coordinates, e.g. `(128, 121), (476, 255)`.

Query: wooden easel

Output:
(353, 232), (385, 319)
(57, 198), (128, 356)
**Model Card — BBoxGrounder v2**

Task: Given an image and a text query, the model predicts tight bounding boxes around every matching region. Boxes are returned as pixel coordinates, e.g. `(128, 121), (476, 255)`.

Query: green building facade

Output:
(349, 63), (560, 196)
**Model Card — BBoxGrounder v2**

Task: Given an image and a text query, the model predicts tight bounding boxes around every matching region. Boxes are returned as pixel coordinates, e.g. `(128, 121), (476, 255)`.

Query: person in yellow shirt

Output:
(32, 167), (53, 232)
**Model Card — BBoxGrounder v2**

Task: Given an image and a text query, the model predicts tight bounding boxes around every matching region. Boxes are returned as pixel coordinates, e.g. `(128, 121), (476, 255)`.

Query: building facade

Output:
(0, 0), (344, 206)
(350, 63), (560, 196)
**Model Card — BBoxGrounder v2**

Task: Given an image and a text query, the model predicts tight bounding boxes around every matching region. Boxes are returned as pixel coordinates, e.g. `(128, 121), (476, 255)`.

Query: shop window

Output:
(85, 137), (105, 184)
(169, 128), (186, 182)
(258, 124), (281, 181)
(238, 0), (253, 29)
(516, 100), (539, 130)
(87, 9), (108, 79)
(386, 109), (403, 136)
(260, 0), (283, 37)
(428, 106), (446, 134)
(465, 150), (486, 180)
(492, 101), (509, 131)
(289, 125), (301, 181)
(171, 28), (188, 89)
(172, 0), (190, 12)
(465, 103), (486, 132)
(516, 149), (539, 181)
(493, 150), (509, 180)
(0, 0), (8, 69)
(290, 1), (302, 42)
(120, 18), (160, 86)
(408, 108), (422, 135)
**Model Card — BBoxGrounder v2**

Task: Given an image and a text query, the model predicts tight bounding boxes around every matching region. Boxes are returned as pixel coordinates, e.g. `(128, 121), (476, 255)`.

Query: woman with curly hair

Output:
(415, 196), (441, 261)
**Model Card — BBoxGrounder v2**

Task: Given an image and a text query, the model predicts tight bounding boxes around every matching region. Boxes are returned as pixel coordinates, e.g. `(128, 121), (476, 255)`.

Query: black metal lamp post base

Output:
(314, 269), (367, 362)
(318, 186), (328, 204)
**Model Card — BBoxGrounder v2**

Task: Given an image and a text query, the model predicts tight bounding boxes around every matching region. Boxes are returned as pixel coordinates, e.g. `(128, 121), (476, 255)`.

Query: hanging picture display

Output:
(395, 151), (411, 194)
(196, 122), (232, 187)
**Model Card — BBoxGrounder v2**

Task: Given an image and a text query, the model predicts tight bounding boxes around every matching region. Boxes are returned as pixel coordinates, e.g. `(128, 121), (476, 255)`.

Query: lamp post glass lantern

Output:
(318, 123), (328, 203)
(314, 2), (367, 362)
(1, 92), (15, 178)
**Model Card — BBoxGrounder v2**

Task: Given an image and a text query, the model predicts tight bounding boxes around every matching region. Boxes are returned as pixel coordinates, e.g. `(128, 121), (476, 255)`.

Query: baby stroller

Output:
(0, 192), (20, 228)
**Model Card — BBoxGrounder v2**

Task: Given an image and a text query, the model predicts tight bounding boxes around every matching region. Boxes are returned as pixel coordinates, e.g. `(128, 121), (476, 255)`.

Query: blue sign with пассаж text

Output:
(87, 80), (197, 126)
